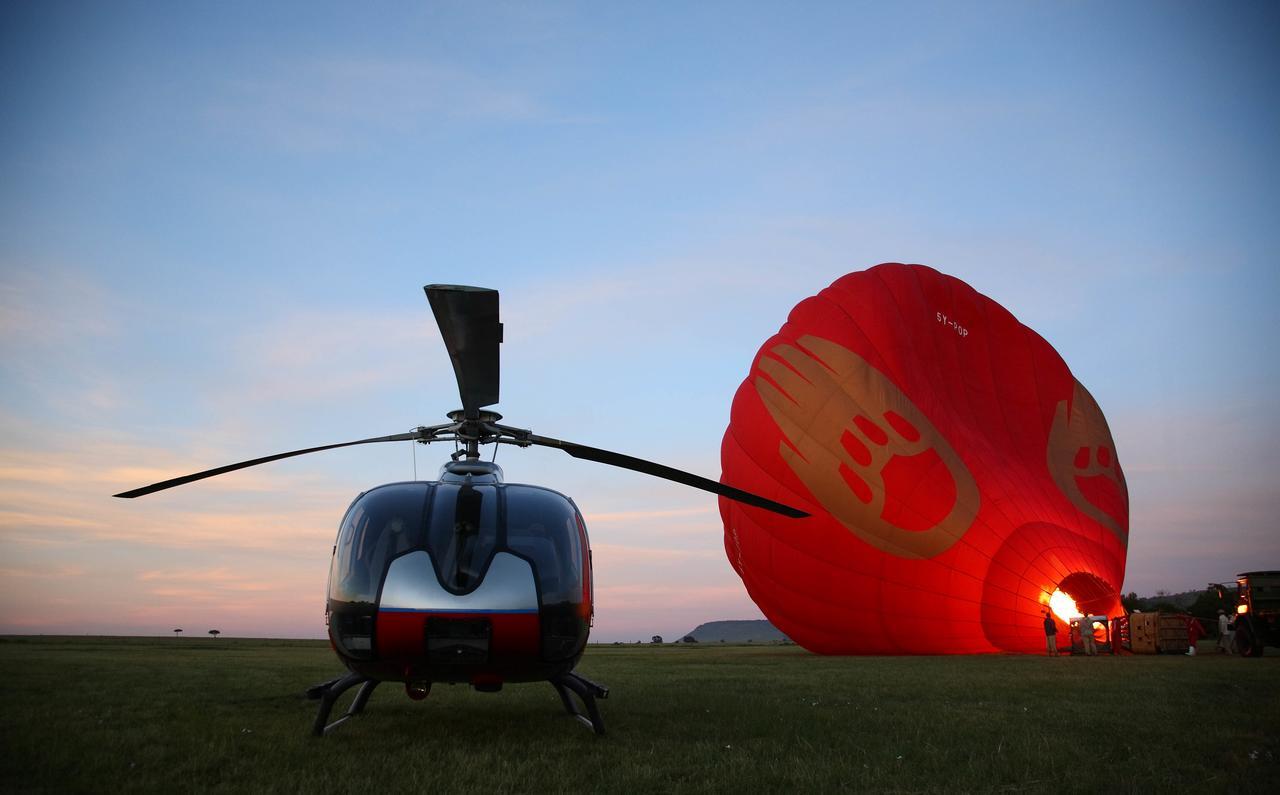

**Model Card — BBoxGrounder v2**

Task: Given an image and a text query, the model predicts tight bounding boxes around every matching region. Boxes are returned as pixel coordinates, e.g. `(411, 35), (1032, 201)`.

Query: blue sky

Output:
(1, 1), (1277, 639)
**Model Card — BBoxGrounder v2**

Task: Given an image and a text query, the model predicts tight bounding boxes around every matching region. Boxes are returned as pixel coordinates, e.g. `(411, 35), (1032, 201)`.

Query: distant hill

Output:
(682, 620), (790, 643)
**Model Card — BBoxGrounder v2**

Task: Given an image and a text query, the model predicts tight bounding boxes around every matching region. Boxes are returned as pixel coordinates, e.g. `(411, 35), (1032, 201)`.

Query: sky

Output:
(1, 1), (1277, 641)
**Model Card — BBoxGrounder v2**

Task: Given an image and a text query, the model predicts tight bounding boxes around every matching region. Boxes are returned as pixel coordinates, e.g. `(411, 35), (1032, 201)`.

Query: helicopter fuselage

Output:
(325, 461), (592, 689)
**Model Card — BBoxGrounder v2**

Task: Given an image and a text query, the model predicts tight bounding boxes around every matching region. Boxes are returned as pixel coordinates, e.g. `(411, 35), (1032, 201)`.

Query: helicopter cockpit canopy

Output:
(327, 472), (590, 667)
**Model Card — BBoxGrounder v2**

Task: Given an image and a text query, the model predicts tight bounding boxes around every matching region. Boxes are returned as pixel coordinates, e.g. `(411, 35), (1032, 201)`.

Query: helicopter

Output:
(115, 284), (807, 736)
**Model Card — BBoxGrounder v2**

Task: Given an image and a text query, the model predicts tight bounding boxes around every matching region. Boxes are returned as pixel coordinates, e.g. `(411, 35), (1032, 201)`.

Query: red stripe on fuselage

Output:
(375, 610), (541, 660)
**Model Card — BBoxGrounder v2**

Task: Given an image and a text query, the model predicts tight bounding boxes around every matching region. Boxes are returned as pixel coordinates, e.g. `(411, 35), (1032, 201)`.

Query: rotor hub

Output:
(447, 409), (503, 424)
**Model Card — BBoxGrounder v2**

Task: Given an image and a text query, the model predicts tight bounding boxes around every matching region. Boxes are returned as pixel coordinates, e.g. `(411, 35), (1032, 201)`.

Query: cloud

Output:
(589, 543), (719, 564)
(0, 564), (85, 579)
(203, 57), (551, 154)
(0, 439), (354, 556)
(0, 266), (122, 350)
(582, 506), (715, 524)
(500, 276), (640, 342)
(0, 510), (104, 530)
(590, 581), (764, 642)
(221, 307), (442, 406)
(0, 265), (134, 419)
(595, 583), (744, 601)
(137, 567), (282, 592)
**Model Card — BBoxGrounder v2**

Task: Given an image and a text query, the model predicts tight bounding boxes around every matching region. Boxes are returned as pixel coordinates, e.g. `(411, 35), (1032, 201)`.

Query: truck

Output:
(1210, 571), (1280, 657)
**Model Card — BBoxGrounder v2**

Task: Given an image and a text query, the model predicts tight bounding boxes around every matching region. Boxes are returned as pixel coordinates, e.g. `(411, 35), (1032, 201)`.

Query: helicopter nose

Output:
(375, 551), (541, 663)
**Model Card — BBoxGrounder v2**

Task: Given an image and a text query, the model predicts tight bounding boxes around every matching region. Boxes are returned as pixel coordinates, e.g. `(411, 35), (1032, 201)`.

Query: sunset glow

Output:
(2, 3), (1277, 642)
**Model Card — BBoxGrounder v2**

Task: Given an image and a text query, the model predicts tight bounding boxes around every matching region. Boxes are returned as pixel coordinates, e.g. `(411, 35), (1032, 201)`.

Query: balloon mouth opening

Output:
(1048, 572), (1118, 623)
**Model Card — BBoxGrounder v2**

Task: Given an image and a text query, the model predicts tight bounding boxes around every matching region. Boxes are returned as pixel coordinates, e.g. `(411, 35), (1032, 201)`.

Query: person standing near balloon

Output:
(1079, 617), (1098, 656)
(1185, 616), (1205, 655)
(1042, 611), (1059, 656)
(1217, 609), (1233, 654)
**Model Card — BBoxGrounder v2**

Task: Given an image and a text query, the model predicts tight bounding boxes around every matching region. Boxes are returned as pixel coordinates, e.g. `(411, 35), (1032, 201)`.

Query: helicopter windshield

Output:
(505, 487), (583, 607)
(330, 483), (426, 606)
(427, 483), (498, 593)
(331, 482), (584, 603)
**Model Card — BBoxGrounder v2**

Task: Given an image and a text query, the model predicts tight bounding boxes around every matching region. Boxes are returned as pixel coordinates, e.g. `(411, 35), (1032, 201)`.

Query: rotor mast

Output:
(446, 409), (506, 460)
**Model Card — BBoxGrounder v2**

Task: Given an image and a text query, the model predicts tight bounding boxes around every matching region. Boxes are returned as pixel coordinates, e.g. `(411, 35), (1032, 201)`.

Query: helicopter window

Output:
(505, 488), (583, 607)
(330, 484), (427, 606)
(426, 483), (498, 593)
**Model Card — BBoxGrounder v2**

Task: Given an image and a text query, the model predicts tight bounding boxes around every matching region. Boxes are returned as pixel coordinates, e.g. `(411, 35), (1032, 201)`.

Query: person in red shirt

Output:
(1186, 616), (1205, 655)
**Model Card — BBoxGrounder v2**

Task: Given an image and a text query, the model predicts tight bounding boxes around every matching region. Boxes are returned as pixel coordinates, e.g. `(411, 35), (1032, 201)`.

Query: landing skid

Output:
(306, 671), (610, 737)
(306, 672), (379, 736)
(550, 671), (609, 735)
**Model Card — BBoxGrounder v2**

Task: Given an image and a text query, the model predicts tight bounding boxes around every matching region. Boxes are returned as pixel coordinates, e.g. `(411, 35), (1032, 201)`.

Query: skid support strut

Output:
(550, 671), (609, 735)
(306, 672), (379, 736)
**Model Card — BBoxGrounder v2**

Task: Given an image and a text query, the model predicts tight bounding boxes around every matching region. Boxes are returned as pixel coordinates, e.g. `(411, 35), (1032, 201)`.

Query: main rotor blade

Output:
(524, 434), (809, 519)
(424, 284), (501, 418)
(113, 431), (422, 498)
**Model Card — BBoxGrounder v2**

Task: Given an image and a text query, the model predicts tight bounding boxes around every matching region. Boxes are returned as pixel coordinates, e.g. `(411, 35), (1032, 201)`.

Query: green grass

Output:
(1, 636), (1276, 793)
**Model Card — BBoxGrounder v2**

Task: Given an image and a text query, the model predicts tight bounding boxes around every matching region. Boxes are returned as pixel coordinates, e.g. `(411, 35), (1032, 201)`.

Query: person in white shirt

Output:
(1079, 617), (1098, 656)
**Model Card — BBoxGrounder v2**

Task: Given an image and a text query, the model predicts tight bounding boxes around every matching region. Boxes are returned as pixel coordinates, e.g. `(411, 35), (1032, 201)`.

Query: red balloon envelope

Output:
(720, 263), (1128, 654)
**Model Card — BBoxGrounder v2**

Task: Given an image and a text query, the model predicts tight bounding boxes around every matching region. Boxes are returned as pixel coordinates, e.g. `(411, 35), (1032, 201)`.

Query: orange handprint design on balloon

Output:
(1047, 381), (1129, 545)
(754, 335), (979, 559)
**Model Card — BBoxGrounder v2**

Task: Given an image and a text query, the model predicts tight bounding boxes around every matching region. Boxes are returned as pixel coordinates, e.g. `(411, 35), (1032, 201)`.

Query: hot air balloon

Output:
(720, 263), (1128, 654)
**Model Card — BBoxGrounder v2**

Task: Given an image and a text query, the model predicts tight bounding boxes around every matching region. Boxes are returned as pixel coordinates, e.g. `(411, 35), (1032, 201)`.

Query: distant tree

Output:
(651, 635), (663, 644)
(208, 629), (221, 639)
(1121, 592), (1141, 612)
(681, 635), (697, 644)
(173, 628), (182, 637)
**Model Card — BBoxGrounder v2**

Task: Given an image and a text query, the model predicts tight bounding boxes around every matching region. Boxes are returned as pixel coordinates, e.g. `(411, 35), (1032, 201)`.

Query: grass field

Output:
(1, 636), (1276, 793)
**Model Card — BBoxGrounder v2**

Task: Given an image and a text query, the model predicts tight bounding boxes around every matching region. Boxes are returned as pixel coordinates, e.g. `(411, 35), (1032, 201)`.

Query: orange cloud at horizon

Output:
(0, 429), (760, 642)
